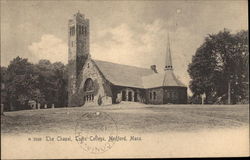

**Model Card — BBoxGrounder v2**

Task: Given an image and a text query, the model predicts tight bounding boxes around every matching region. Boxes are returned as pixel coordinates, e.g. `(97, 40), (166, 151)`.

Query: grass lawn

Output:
(1, 103), (249, 135)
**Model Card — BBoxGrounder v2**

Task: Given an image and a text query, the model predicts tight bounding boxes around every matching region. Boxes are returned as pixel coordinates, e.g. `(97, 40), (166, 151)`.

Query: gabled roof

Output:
(142, 70), (186, 88)
(93, 59), (154, 88)
(92, 59), (186, 89)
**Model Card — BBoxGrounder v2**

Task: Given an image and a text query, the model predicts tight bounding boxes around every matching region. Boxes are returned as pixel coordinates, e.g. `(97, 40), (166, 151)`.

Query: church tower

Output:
(68, 12), (89, 106)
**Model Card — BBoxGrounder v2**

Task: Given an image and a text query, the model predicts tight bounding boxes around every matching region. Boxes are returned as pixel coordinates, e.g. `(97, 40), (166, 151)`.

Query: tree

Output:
(52, 62), (68, 107)
(2, 57), (69, 111)
(35, 60), (67, 107)
(5, 57), (41, 110)
(188, 29), (249, 104)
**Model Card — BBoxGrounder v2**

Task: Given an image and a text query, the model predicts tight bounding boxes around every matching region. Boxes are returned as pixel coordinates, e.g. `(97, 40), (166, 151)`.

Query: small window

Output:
(77, 25), (82, 34)
(73, 27), (75, 35)
(153, 92), (156, 100)
(87, 63), (90, 68)
(70, 26), (75, 36)
(72, 41), (74, 47)
(84, 27), (87, 35)
(150, 92), (152, 100)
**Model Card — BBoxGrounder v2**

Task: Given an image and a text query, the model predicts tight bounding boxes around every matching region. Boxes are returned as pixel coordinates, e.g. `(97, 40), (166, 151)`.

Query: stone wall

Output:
(76, 59), (113, 106)
(163, 87), (187, 104)
(146, 87), (187, 104)
(111, 86), (146, 103)
(146, 88), (164, 104)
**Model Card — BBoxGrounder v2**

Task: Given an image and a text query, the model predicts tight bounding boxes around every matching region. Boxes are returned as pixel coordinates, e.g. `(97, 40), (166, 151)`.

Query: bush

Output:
(98, 95), (102, 106)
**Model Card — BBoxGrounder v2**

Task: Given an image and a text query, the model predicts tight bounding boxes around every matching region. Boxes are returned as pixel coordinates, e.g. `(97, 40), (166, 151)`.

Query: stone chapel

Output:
(68, 12), (187, 106)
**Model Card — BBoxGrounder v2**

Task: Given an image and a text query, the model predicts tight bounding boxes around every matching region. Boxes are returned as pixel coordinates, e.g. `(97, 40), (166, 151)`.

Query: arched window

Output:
(84, 78), (94, 92)
(153, 92), (156, 100)
(84, 27), (87, 35)
(84, 78), (95, 102)
(82, 26), (84, 34)
(70, 26), (75, 36)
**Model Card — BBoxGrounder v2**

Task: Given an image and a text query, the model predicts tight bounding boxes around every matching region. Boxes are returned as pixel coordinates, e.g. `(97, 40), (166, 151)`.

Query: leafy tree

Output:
(2, 57), (68, 111)
(5, 57), (41, 110)
(188, 29), (249, 104)
(52, 62), (68, 107)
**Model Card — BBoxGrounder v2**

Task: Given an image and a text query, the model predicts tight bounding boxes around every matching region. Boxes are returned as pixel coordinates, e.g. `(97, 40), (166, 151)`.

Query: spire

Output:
(164, 33), (173, 70)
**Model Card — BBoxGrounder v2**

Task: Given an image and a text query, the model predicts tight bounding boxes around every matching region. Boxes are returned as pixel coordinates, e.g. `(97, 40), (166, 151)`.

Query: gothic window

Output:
(84, 78), (95, 102)
(84, 27), (87, 35)
(84, 78), (94, 92)
(153, 92), (156, 100)
(81, 26), (84, 34)
(73, 26), (75, 35)
(78, 25), (84, 34)
(78, 25), (82, 34)
(70, 26), (75, 36)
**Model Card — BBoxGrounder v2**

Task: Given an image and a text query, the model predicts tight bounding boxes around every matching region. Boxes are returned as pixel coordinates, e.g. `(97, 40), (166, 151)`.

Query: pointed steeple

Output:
(164, 33), (173, 70)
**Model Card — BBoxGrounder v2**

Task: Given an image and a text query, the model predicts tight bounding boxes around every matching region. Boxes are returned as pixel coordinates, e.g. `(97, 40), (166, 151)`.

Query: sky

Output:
(1, 0), (248, 93)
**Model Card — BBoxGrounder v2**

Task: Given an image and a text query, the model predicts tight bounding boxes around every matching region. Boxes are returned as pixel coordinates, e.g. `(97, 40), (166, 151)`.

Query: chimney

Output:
(150, 65), (158, 73)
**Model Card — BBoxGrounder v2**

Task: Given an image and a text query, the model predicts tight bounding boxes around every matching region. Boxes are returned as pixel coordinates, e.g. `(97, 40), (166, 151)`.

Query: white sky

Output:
(1, 0), (248, 93)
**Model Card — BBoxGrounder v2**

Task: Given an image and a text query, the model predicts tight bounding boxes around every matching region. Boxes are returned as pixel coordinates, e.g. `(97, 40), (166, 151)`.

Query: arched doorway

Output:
(83, 78), (95, 102)
(122, 91), (126, 101)
(134, 92), (138, 102)
(128, 91), (132, 101)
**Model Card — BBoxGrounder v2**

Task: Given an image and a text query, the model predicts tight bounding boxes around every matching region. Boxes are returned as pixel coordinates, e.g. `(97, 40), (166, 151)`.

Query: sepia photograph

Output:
(1, 0), (249, 159)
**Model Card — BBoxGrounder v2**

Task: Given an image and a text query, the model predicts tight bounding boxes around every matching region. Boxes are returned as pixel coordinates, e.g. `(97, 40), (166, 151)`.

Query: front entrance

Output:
(83, 78), (95, 104)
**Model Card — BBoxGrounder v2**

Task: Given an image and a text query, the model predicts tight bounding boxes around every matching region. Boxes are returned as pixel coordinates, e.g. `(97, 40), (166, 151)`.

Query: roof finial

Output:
(164, 32), (173, 70)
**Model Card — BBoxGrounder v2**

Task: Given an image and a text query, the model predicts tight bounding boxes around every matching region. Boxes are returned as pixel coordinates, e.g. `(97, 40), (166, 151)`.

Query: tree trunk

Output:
(228, 81), (231, 104)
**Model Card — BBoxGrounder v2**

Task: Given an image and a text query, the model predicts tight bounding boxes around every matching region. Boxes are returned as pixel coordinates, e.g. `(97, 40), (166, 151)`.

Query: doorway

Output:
(122, 91), (126, 101)
(128, 91), (132, 101)
(134, 92), (138, 102)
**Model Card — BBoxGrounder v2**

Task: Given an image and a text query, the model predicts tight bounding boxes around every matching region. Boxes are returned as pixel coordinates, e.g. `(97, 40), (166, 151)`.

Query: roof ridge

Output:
(93, 59), (151, 70)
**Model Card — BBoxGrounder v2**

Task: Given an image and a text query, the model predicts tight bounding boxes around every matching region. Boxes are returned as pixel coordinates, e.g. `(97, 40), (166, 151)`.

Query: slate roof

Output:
(93, 59), (186, 89)
(142, 70), (186, 88)
(93, 60), (154, 88)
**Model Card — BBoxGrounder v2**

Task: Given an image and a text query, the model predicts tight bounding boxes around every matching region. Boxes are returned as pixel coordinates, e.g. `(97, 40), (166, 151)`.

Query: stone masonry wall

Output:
(146, 88), (164, 104)
(77, 59), (113, 106)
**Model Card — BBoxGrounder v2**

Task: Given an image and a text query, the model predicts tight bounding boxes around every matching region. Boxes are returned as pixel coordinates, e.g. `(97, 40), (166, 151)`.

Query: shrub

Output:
(98, 95), (102, 106)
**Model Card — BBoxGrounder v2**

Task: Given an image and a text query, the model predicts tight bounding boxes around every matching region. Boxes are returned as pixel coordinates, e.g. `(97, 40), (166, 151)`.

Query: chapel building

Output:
(68, 12), (187, 106)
